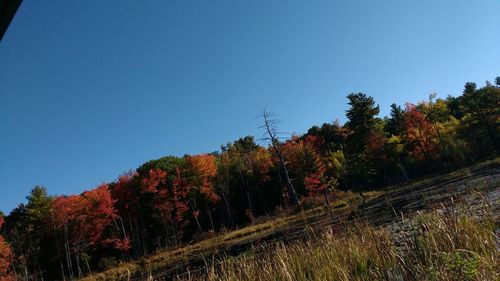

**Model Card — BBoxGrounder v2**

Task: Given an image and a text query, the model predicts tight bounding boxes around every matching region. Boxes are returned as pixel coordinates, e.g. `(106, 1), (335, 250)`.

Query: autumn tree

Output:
(170, 170), (191, 238)
(141, 167), (191, 245)
(385, 135), (409, 182)
(135, 156), (187, 249)
(416, 94), (455, 163)
(185, 154), (219, 204)
(0, 213), (14, 281)
(279, 136), (325, 196)
(302, 139), (335, 202)
(306, 120), (349, 153)
(185, 154), (220, 232)
(110, 172), (141, 257)
(52, 185), (128, 278)
(140, 168), (174, 245)
(403, 103), (439, 164)
(435, 116), (471, 165)
(218, 136), (276, 223)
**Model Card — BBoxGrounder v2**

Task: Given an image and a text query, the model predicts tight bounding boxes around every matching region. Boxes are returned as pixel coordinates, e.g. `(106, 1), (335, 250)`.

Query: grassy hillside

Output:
(79, 158), (499, 281)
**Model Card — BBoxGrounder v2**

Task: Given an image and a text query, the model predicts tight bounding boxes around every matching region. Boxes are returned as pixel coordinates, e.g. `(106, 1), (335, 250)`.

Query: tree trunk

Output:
(238, 169), (255, 216)
(396, 154), (409, 182)
(261, 111), (300, 206)
(221, 192), (233, 227)
(206, 206), (215, 232)
(51, 215), (66, 281)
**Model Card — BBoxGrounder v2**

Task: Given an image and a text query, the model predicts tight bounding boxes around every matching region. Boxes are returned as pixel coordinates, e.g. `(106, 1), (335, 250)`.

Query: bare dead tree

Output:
(258, 110), (300, 206)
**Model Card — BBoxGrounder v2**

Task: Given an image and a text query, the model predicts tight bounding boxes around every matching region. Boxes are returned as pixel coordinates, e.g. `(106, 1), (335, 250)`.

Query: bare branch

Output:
(258, 109), (301, 206)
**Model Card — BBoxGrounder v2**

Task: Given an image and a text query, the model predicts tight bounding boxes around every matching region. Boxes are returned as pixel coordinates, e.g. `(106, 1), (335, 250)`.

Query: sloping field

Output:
(81, 160), (500, 281)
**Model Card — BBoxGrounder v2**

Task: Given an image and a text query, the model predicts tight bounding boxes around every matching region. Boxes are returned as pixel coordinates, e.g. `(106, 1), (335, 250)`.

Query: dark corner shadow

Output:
(0, 0), (23, 42)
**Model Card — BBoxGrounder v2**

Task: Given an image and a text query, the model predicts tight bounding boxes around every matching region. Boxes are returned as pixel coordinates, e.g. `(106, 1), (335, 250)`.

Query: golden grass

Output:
(183, 206), (499, 281)
(79, 193), (360, 281)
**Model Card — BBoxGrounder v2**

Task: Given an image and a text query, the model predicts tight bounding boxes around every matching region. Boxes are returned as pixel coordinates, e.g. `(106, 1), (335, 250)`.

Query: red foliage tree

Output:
(52, 184), (130, 269)
(303, 136), (331, 198)
(304, 161), (327, 196)
(141, 169), (167, 194)
(171, 169), (191, 229)
(280, 136), (328, 196)
(111, 172), (139, 251)
(113, 172), (139, 215)
(403, 103), (439, 162)
(0, 215), (14, 281)
(304, 135), (326, 156)
(367, 130), (386, 156)
(140, 168), (191, 241)
(303, 149), (335, 216)
(140, 168), (174, 236)
(367, 130), (393, 184)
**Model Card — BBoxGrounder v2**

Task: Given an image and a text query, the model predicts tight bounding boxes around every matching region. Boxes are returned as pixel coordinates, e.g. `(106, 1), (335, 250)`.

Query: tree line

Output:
(0, 77), (499, 280)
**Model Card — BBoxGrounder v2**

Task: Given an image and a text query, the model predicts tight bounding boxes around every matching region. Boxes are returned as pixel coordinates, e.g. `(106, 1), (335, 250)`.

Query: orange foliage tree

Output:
(186, 154), (220, 231)
(186, 154), (219, 203)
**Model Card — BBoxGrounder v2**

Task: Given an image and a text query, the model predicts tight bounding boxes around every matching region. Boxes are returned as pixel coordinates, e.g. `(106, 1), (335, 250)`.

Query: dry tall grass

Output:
(182, 206), (499, 281)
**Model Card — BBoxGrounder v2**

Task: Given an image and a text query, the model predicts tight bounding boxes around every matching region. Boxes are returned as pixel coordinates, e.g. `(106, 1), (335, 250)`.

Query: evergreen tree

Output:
(24, 186), (54, 279)
(385, 103), (404, 136)
(344, 93), (380, 189)
(460, 82), (500, 152)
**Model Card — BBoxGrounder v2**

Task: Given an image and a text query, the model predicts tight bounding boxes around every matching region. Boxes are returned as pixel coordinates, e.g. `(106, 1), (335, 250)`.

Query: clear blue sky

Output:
(1, 0), (499, 214)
